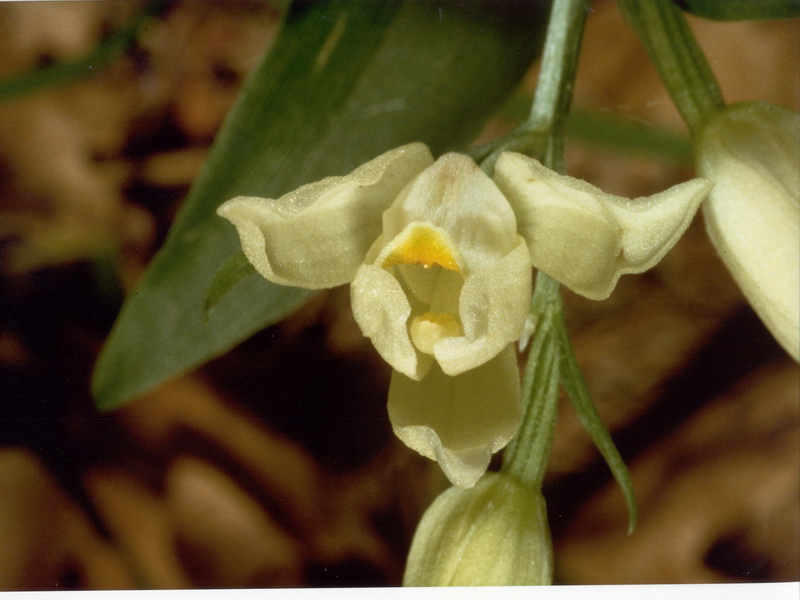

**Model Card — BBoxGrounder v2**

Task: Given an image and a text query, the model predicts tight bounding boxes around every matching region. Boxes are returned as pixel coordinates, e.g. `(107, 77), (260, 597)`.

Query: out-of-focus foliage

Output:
(674, 0), (800, 21)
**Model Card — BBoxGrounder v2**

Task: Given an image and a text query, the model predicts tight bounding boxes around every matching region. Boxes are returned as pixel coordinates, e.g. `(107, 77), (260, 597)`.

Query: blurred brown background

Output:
(0, 0), (797, 589)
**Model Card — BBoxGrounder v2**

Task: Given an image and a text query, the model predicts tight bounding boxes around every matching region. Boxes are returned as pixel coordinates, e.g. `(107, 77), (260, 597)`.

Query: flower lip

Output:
(380, 222), (462, 273)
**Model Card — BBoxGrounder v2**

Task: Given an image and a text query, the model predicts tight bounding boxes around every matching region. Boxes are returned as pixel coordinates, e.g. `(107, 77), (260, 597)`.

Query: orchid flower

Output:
(695, 102), (799, 361)
(217, 142), (710, 487)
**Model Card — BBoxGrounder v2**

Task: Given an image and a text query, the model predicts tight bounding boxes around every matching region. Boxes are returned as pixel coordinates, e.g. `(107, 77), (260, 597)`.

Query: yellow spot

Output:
(409, 312), (462, 355)
(382, 224), (461, 272)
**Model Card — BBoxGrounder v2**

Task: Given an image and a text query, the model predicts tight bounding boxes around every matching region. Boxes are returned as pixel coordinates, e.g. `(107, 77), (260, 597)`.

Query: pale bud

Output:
(403, 472), (552, 586)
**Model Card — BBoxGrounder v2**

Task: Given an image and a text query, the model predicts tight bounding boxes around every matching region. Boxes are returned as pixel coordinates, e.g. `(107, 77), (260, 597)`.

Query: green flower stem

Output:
(526, 0), (588, 172)
(499, 0), (587, 486)
(494, 0), (638, 533)
(474, 0), (587, 173)
(0, 0), (166, 102)
(502, 272), (562, 488)
(617, 0), (725, 134)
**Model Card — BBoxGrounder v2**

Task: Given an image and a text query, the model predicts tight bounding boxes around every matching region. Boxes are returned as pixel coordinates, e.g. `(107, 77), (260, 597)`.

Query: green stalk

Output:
(526, 0), (588, 172)
(502, 273), (562, 487)
(497, 0), (637, 533)
(498, 0), (586, 486)
(474, 0), (587, 172)
(617, 0), (725, 134)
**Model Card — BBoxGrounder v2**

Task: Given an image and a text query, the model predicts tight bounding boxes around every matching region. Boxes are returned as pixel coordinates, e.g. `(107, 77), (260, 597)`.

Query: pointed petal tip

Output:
(392, 423), (500, 488)
(387, 348), (522, 487)
(493, 151), (711, 301)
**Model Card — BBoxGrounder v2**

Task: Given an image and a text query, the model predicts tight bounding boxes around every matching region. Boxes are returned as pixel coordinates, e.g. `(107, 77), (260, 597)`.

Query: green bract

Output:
(696, 102), (800, 361)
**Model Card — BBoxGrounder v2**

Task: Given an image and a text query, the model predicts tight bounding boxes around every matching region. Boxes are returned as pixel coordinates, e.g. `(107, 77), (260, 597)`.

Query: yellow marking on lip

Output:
(382, 224), (461, 272)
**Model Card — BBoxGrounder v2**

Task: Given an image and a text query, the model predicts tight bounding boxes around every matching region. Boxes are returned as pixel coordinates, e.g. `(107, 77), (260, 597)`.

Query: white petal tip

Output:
(393, 424), (500, 488)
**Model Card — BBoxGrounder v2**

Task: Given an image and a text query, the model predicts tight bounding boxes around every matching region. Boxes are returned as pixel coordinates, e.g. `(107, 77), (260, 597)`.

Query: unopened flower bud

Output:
(403, 472), (552, 586)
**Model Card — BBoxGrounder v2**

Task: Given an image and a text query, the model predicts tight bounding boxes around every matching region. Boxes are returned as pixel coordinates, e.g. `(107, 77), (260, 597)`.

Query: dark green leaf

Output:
(92, 0), (550, 410)
(673, 0), (800, 20)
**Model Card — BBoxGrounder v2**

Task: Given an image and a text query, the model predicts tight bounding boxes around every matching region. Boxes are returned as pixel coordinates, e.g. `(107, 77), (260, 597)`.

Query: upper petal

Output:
(387, 344), (522, 488)
(493, 152), (710, 300)
(381, 153), (518, 274)
(216, 143), (434, 289)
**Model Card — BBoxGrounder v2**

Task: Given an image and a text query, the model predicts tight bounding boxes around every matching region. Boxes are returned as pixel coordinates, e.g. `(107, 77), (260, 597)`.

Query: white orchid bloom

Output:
(220, 144), (529, 487)
(218, 142), (710, 487)
(349, 151), (532, 487)
(695, 102), (799, 361)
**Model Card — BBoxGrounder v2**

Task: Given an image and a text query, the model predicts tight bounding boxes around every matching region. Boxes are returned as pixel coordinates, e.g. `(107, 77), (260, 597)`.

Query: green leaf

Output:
(92, 0), (550, 410)
(672, 0), (800, 20)
(203, 251), (256, 316)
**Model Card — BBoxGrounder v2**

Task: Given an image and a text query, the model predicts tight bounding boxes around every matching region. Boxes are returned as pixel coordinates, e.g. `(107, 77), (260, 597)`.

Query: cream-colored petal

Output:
(381, 153), (518, 273)
(388, 345), (521, 488)
(350, 259), (423, 380)
(604, 178), (712, 267)
(217, 143), (434, 289)
(434, 237), (532, 376)
(697, 102), (800, 360)
(493, 152), (710, 300)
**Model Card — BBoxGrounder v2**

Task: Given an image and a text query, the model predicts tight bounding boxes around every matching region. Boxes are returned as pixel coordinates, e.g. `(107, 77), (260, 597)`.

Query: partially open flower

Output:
(219, 145), (529, 487)
(403, 472), (552, 586)
(695, 102), (799, 361)
(217, 142), (710, 487)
